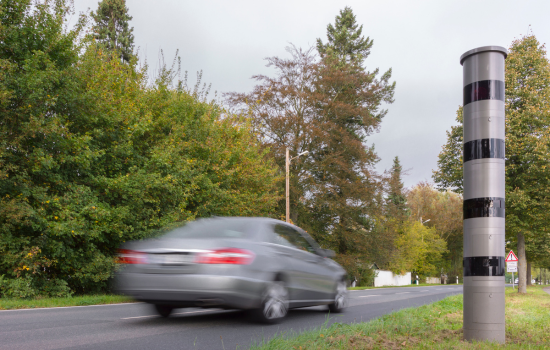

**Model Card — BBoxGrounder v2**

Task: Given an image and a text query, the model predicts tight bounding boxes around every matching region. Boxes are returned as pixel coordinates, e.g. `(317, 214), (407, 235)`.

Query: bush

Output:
(0, 275), (37, 299)
(357, 266), (377, 287)
(0, 275), (72, 299)
(39, 279), (73, 298)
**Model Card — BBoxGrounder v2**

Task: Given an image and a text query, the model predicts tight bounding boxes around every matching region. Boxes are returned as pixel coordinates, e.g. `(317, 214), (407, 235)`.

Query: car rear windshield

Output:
(165, 219), (254, 239)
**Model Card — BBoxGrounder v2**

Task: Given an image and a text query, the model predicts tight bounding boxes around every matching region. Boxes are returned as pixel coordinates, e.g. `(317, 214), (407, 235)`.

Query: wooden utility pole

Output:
(285, 148), (290, 223)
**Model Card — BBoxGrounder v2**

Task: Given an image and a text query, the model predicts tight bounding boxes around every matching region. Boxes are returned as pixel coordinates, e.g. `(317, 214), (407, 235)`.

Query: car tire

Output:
(328, 280), (347, 313)
(252, 280), (289, 324)
(154, 304), (174, 318)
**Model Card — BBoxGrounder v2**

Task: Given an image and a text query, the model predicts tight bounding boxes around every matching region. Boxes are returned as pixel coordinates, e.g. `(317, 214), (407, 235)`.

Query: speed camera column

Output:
(460, 46), (507, 343)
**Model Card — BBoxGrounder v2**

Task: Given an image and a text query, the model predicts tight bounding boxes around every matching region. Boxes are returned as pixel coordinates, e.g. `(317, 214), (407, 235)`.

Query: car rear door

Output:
(270, 224), (335, 305)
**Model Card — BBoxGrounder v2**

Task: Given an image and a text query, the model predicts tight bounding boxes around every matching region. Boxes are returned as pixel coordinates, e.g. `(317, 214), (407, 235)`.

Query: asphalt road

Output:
(0, 285), (464, 350)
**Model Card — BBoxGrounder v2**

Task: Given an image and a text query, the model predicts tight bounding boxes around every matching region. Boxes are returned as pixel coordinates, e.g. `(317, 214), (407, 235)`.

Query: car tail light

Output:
(118, 249), (147, 264)
(195, 248), (255, 265)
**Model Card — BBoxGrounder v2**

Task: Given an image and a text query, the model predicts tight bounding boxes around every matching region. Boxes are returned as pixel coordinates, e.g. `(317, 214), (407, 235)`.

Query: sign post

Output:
(506, 250), (518, 290)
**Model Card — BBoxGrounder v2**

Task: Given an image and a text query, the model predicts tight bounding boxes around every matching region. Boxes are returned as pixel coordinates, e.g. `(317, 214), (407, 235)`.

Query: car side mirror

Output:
(322, 249), (335, 258)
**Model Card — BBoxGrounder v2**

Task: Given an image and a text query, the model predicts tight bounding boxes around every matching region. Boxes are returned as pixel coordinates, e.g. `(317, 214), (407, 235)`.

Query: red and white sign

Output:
(505, 250), (518, 262)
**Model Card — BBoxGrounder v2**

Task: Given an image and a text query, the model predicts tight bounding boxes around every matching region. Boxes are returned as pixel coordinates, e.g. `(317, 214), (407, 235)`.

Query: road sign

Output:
(505, 250), (518, 262)
(507, 261), (517, 272)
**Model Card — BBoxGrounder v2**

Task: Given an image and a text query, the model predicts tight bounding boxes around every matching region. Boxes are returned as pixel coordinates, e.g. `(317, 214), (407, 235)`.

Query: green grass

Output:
(348, 283), (461, 291)
(0, 294), (133, 310)
(253, 285), (550, 349)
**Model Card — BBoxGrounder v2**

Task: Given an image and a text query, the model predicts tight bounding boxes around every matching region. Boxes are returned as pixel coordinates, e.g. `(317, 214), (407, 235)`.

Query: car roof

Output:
(201, 216), (304, 230)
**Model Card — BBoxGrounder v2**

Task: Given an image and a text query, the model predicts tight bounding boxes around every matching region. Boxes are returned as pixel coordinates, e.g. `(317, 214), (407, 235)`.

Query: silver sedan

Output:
(114, 217), (347, 323)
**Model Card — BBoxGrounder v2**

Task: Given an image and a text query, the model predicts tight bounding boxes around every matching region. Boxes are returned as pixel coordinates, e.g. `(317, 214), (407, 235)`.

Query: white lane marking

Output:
(121, 309), (217, 320)
(0, 302), (141, 312)
(358, 295), (380, 298)
(395, 292), (411, 294)
(121, 315), (157, 320)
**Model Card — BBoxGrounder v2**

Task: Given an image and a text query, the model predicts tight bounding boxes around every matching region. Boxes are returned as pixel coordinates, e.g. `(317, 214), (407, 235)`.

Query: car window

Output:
(263, 230), (293, 247)
(273, 224), (317, 254)
(165, 219), (252, 239)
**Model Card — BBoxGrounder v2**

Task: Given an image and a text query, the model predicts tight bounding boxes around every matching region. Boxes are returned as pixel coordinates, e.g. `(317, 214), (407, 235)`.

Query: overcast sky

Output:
(73, 0), (550, 189)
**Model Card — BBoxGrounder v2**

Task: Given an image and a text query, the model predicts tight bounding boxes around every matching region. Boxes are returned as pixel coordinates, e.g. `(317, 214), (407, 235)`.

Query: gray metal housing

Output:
(461, 46), (507, 343)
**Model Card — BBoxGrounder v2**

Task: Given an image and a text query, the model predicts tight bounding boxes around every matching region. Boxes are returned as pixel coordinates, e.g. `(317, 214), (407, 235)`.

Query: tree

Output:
(227, 45), (317, 229)
(388, 221), (447, 277)
(316, 6), (373, 64)
(407, 182), (463, 277)
(385, 156), (408, 221)
(227, 8), (395, 276)
(226, 46), (384, 254)
(0, 0), (88, 297)
(505, 35), (550, 292)
(377, 156), (408, 267)
(91, 0), (135, 63)
(0, 1), (281, 297)
(432, 107), (463, 193)
(316, 7), (395, 140)
(311, 7), (395, 267)
(433, 34), (550, 293)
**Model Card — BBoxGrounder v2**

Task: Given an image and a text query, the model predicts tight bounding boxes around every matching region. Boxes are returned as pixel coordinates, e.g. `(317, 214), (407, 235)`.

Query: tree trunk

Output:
(527, 262), (532, 285)
(517, 232), (527, 293)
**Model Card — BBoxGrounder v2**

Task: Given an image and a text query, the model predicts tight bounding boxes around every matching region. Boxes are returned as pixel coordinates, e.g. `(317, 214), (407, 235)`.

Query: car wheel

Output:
(328, 280), (347, 313)
(154, 304), (174, 318)
(253, 280), (289, 323)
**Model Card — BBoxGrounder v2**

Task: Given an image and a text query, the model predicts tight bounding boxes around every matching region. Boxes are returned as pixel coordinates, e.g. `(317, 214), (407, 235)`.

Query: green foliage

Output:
(407, 183), (463, 277)
(432, 107), (463, 193)
(0, 275), (37, 298)
(316, 7), (395, 139)
(505, 35), (550, 268)
(389, 221), (448, 276)
(0, 0), (280, 297)
(0, 0), (88, 296)
(383, 156), (408, 235)
(356, 265), (376, 287)
(316, 6), (373, 65)
(386, 156), (407, 215)
(0, 274), (72, 298)
(91, 0), (135, 63)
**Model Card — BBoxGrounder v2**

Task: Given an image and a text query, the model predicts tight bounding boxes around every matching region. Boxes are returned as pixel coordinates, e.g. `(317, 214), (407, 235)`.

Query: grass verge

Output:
(0, 294), (133, 310)
(253, 285), (550, 349)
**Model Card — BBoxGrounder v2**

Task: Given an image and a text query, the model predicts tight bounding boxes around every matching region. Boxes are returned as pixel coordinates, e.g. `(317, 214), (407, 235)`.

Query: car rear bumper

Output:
(114, 273), (265, 309)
